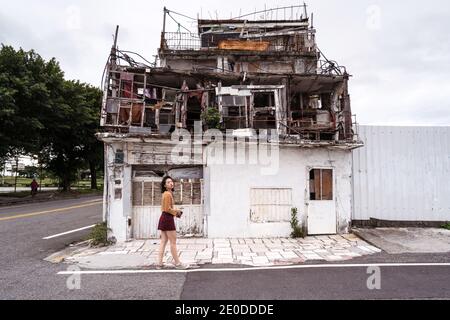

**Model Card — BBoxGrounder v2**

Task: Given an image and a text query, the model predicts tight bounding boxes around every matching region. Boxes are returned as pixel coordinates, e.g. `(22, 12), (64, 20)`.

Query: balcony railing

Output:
(161, 32), (317, 54)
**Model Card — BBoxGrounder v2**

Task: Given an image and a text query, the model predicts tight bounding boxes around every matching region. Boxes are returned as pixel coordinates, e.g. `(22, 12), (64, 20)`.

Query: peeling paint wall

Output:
(206, 145), (353, 238)
(103, 139), (354, 241)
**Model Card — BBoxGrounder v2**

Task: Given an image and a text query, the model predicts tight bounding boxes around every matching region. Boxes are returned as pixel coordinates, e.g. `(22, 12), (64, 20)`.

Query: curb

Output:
(351, 228), (386, 252)
(44, 240), (92, 264)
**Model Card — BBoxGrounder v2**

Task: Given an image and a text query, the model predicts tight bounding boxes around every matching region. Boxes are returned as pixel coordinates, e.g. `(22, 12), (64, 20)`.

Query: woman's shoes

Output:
(155, 263), (165, 270)
(174, 263), (189, 270)
(156, 262), (197, 270)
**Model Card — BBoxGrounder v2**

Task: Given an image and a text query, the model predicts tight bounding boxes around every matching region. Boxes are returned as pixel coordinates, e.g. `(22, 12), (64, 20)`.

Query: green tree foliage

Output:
(0, 44), (103, 191)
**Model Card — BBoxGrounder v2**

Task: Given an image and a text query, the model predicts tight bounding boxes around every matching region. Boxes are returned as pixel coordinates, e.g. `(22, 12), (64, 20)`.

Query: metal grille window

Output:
(309, 169), (333, 200)
(250, 188), (292, 223)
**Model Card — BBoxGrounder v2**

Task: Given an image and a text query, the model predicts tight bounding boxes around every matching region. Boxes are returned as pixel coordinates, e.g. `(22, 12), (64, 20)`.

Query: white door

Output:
(306, 168), (337, 235)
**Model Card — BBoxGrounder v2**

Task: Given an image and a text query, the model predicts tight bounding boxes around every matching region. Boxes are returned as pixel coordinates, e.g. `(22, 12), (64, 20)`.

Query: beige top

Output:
(161, 191), (180, 216)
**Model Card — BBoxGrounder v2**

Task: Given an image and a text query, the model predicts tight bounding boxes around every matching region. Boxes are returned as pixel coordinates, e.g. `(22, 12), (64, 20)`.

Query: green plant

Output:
(442, 222), (450, 230)
(88, 222), (112, 246)
(201, 107), (221, 129)
(290, 207), (305, 238)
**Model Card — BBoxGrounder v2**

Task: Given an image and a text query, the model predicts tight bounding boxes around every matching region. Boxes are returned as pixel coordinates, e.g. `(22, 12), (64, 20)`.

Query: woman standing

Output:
(156, 176), (187, 269)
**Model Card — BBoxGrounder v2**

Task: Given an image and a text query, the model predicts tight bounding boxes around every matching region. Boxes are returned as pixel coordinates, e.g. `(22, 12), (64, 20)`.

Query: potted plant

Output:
(201, 107), (221, 130)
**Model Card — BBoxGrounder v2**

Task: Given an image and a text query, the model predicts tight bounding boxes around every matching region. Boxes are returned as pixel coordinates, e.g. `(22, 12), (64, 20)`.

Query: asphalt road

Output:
(0, 198), (449, 300)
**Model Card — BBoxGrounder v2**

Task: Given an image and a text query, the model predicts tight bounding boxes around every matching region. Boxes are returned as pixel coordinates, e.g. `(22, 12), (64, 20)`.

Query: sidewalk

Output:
(61, 234), (382, 269)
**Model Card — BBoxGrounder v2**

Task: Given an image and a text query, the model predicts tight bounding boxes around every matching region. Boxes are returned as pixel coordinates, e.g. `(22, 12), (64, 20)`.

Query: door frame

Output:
(305, 166), (337, 235)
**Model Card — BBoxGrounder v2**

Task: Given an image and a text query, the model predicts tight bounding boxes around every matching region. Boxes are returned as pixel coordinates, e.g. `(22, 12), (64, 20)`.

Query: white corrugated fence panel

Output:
(352, 126), (450, 221)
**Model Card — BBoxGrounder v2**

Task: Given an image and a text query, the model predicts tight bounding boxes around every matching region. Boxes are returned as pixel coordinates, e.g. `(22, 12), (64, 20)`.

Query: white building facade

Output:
(100, 133), (359, 243)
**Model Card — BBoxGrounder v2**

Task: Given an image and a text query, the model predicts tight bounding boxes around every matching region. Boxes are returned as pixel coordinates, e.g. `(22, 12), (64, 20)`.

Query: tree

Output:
(0, 45), (103, 192)
(0, 45), (61, 190)
(77, 84), (103, 190)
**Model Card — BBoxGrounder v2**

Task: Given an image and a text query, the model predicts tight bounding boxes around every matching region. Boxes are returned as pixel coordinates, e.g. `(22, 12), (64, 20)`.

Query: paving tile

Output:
(280, 251), (299, 259)
(242, 252), (258, 257)
(265, 252), (283, 259)
(252, 256), (270, 264)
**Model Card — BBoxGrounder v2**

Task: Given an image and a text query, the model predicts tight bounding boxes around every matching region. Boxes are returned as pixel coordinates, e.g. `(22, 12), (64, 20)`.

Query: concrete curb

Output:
(352, 228), (392, 253)
(44, 240), (92, 264)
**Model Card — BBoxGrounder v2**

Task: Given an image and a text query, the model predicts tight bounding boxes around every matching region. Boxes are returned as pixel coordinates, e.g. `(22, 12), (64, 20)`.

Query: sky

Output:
(0, 0), (449, 126)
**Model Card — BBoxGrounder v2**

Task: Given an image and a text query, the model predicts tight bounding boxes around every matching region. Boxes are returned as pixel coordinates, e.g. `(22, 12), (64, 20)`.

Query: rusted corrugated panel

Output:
(352, 125), (450, 221)
(218, 40), (270, 51)
(250, 188), (292, 222)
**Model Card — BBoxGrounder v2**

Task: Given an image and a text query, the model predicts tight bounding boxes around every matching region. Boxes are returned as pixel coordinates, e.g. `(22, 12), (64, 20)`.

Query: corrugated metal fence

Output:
(352, 126), (450, 222)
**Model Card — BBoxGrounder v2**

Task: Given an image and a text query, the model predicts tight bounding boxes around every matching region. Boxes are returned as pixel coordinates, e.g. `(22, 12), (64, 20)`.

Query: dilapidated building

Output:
(98, 5), (363, 243)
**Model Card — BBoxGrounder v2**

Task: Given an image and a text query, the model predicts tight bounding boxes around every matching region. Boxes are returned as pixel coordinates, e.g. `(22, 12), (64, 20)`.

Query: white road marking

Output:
(57, 262), (450, 275)
(43, 225), (96, 240)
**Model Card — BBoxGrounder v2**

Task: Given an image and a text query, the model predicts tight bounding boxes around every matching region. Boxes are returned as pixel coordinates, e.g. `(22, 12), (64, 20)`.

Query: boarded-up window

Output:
(143, 182), (153, 206)
(132, 182), (143, 206)
(309, 169), (333, 200)
(132, 179), (202, 206)
(250, 188), (292, 223)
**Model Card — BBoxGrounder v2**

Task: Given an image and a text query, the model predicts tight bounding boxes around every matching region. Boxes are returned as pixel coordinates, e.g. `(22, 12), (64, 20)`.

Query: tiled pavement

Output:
(65, 234), (382, 268)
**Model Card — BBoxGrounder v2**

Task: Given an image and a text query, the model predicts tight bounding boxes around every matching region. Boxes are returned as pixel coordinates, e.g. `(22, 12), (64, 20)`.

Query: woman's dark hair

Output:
(161, 176), (174, 193)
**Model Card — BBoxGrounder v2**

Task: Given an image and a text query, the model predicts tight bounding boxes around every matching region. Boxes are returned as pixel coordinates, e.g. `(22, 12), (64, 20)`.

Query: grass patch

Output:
(442, 222), (450, 230)
(87, 222), (113, 247)
(290, 207), (305, 238)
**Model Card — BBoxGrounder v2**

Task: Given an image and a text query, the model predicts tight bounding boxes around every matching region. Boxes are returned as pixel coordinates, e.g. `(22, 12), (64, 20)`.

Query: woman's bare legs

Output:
(157, 231), (168, 265)
(167, 231), (181, 265)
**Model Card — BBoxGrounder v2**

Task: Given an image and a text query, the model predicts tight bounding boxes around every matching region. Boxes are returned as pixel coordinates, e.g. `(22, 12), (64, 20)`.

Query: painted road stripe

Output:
(0, 197), (102, 211)
(0, 201), (102, 222)
(43, 225), (97, 240)
(57, 263), (450, 275)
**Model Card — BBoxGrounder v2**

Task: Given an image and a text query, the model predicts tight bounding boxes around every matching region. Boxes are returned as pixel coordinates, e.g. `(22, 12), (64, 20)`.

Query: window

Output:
(309, 169), (333, 200)
(253, 92), (275, 108)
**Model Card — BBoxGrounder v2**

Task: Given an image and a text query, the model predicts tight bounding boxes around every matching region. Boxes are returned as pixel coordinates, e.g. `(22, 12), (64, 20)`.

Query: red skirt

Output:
(158, 212), (176, 231)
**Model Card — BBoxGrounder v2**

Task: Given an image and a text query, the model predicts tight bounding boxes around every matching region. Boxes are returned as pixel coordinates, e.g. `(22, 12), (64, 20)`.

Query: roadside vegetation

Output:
(290, 207), (305, 238)
(0, 45), (104, 193)
(88, 222), (113, 247)
(442, 222), (450, 230)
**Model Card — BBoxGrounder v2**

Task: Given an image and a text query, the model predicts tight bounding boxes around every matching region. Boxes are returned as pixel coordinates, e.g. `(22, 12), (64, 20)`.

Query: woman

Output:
(156, 176), (187, 269)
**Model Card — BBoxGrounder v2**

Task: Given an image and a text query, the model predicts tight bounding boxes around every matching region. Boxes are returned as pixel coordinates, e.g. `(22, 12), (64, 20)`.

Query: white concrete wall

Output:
(104, 142), (132, 243)
(353, 126), (450, 222)
(105, 139), (354, 240)
(206, 144), (353, 238)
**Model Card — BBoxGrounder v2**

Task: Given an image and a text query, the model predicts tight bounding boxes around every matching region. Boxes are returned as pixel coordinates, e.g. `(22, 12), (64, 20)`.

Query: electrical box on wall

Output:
(115, 150), (124, 164)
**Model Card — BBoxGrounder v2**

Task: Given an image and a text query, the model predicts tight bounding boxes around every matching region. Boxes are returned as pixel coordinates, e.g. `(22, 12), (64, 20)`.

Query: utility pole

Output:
(14, 157), (18, 193)
(161, 7), (167, 49)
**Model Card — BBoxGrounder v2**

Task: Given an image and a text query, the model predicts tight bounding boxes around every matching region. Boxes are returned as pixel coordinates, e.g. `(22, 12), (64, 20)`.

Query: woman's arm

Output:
(162, 192), (180, 216)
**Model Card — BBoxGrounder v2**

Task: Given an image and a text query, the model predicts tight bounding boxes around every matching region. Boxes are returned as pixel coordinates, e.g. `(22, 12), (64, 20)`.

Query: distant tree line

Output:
(0, 44), (103, 191)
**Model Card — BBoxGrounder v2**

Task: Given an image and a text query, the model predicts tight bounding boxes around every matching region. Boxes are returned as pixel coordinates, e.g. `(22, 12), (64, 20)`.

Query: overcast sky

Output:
(1, 0), (449, 125)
